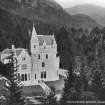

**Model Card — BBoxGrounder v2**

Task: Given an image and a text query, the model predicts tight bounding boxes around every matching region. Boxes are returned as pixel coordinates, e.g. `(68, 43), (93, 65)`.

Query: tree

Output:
(91, 70), (105, 101)
(56, 26), (75, 69)
(81, 70), (89, 91)
(0, 62), (10, 78)
(4, 49), (25, 105)
(60, 65), (82, 105)
(38, 87), (58, 105)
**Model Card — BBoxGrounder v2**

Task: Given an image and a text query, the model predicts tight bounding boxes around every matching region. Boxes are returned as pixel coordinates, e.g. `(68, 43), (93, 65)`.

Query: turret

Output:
(30, 24), (39, 54)
(52, 34), (57, 48)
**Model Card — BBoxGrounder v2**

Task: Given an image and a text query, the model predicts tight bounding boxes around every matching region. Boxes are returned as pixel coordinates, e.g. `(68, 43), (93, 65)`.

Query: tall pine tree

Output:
(60, 65), (82, 105)
(4, 48), (25, 105)
(91, 70), (105, 101)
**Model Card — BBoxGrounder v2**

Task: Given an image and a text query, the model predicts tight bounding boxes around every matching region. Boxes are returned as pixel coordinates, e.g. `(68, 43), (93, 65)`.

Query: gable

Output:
(17, 49), (31, 63)
(38, 35), (54, 46)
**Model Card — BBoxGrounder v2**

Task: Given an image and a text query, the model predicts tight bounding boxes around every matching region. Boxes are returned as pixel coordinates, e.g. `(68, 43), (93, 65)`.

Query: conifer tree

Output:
(60, 65), (82, 105)
(4, 49), (25, 105)
(0, 62), (7, 77)
(91, 70), (105, 101)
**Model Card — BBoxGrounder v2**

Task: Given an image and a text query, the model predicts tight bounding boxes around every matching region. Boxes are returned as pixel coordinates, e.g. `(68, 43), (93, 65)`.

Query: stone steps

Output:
(38, 80), (51, 95)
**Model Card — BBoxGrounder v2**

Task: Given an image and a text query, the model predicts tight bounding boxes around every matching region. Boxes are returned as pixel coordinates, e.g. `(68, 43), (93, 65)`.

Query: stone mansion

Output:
(0, 24), (60, 87)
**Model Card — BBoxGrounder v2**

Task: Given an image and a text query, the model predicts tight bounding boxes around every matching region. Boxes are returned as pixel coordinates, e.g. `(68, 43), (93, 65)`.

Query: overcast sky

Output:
(55, 0), (105, 8)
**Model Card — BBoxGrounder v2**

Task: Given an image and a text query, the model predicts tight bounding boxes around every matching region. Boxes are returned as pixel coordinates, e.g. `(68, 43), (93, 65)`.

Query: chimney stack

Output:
(12, 44), (15, 52)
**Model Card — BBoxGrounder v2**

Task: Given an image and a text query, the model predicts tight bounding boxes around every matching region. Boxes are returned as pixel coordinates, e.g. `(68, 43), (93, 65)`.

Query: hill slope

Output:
(65, 4), (105, 26)
(0, 0), (100, 69)
(0, 0), (99, 29)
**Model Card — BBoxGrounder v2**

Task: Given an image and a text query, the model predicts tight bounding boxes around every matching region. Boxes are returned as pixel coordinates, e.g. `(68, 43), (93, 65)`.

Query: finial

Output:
(32, 23), (37, 35)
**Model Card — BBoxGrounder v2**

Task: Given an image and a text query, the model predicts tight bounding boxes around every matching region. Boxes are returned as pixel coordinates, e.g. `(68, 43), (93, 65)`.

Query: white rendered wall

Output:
(32, 47), (59, 82)
(17, 50), (38, 86)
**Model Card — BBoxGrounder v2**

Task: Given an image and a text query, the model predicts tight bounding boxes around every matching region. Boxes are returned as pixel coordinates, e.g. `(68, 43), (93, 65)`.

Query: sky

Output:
(55, 0), (105, 8)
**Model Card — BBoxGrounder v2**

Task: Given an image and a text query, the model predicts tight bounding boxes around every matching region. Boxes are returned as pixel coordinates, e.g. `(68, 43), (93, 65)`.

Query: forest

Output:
(1, 25), (105, 104)
(0, 0), (105, 104)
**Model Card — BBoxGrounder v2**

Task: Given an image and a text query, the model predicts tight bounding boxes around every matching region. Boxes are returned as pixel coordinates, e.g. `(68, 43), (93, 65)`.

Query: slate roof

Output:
(2, 48), (12, 54)
(32, 24), (54, 46)
(38, 35), (54, 46)
(1, 48), (29, 57)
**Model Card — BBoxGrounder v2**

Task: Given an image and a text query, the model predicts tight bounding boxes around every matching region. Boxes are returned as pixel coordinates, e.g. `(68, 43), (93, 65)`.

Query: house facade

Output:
(0, 24), (60, 86)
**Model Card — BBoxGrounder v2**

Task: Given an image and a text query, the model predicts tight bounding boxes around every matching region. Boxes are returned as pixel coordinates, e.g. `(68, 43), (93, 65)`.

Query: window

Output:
(22, 64), (27, 70)
(41, 71), (46, 79)
(44, 72), (46, 78)
(38, 54), (40, 59)
(42, 62), (45, 67)
(22, 57), (26, 61)
(25, 74), (27, 81)
(46, 54), (48, 59)
(18, 73), (21, 81)
(21, 74), (27, 81)
(21, 74), (24, 81)
(44, 46), (46, 49)
(57, 70), (59, 77)
(35, 74), (36, 79)
(41, 73), (43, 78)
(34, 45), (36, 48)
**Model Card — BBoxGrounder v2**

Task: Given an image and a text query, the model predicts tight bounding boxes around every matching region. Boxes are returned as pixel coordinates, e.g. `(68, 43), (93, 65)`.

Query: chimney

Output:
(12, 44), (15, 52)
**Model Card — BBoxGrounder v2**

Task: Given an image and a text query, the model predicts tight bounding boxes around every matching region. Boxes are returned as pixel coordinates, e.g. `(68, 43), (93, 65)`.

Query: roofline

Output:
(37, 35), (53, 36)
